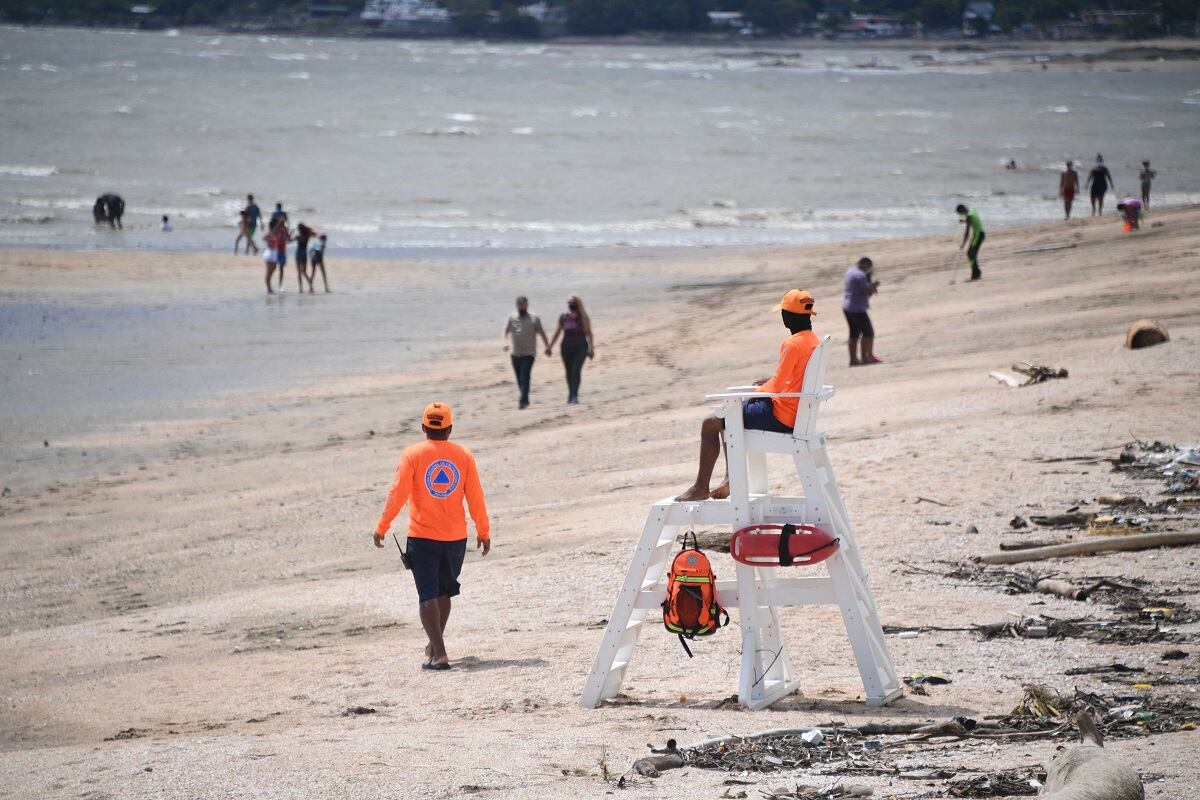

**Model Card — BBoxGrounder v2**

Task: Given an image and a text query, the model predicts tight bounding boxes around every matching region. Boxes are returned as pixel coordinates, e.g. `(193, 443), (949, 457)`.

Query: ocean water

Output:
(1, 25), (1198, 251)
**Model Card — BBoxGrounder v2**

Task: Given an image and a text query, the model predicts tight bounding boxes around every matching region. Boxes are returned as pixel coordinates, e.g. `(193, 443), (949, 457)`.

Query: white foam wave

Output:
(288, 72), (310, 80)
(270, 53), (308, 61)
(0, 165), (57, 177)
(511, 127), (534, 135)
(447, 113), (477, 122)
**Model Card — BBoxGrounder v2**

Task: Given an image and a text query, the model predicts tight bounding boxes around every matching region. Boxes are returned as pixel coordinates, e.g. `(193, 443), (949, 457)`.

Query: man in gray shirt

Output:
(502, 296), (550, 409)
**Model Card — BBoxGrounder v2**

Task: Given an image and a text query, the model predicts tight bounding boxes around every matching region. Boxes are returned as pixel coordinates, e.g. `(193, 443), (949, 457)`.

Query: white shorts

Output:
(263, 250), (277, 264)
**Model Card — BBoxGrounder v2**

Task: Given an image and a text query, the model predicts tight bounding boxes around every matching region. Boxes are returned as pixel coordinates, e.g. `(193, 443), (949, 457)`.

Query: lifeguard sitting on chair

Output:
(676, 289), (820, 502)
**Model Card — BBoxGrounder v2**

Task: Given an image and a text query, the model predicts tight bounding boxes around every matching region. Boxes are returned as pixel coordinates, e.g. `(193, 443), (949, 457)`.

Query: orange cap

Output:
(773, 289), (816, 315)
(422, 402), (453, 430)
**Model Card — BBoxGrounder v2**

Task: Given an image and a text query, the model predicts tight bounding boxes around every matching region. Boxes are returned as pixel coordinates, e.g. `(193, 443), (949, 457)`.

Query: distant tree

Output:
(498, 1), (542, 36)
(639, 0), (691, 30)
(994, 2), (1030, 32)
(444, 0), (490, 33)
(566, 0), (639, 34)
(915, 0), (960, 29)
(743, 0), (809, 33)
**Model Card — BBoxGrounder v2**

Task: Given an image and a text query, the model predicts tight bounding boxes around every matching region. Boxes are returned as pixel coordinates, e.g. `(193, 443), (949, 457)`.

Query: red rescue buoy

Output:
(729, 524), (839, 567)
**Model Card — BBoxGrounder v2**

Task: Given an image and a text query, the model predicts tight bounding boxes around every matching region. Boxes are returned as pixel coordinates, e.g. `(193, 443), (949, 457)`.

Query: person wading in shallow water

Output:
(675, 290), (820, 502)
(1060, 161), (1080, 220)
(373, 403), (490, 671)
(546, 294), (594, 405)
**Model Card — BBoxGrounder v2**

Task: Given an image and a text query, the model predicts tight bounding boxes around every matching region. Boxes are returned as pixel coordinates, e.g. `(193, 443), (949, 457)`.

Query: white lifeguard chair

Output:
(581, 336), (902, 710)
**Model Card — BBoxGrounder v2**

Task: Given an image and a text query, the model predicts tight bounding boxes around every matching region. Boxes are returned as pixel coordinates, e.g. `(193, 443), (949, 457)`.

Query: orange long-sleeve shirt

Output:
(375, 439), (490, 542)
(758, 329), (819, 429)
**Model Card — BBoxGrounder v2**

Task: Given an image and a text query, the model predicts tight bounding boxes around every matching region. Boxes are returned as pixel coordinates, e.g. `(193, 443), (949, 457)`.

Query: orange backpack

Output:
(662, 532), (729, 657)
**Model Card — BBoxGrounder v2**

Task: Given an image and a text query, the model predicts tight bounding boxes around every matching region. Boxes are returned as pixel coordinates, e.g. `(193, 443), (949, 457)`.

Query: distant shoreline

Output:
(6, 22), (1198, 54)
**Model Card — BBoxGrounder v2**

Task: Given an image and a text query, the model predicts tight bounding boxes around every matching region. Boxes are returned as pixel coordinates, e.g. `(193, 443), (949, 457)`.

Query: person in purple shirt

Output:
(546, 294), (594, 404)
(843, 256), (881, 367)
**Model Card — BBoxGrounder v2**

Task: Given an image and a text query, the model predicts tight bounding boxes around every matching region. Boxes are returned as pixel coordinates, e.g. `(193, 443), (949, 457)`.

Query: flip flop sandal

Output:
(421, 662), (452, 671)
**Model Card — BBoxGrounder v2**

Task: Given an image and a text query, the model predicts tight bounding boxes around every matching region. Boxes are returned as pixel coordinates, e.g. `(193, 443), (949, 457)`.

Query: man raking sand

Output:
(373, 402), (491, 670)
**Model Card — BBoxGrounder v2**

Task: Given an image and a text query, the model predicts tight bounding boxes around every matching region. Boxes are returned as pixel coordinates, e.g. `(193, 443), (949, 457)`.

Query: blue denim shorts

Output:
(740, 397), (793, 434)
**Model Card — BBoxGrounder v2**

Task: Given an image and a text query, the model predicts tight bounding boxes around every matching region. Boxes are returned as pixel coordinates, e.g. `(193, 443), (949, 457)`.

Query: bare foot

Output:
(674, 485), (711, 502)
(709, 482), (730, 500)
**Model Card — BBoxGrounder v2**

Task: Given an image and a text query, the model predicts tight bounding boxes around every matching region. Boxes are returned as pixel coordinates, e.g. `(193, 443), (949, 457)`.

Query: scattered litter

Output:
(947, 767), (1042, 797)
(1087, 515), (1148, 536)
(903, 673), (952, 687)
(1030, 511), (1093, 527)
(342, 706), (377, 716)
(1012, 362), (1069, 385)
(1113, 440), (1200, 495)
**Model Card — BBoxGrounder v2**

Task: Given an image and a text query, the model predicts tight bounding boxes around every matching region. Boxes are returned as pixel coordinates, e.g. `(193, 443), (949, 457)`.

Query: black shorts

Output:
(311, 252), (323, 266)
(406, 537), (467, 603)
(1090, 186), (1107, 199)
(296, 248), (308, 266)
(844, 310), (874, 339)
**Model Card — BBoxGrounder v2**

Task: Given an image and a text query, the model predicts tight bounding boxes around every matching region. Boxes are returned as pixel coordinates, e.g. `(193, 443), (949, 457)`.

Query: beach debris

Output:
(947, 767), (1041, 797)
(1009, 515), (1029, 530)
(342, 706), (377, 716)
(1030, 511), (1093, 527)
(1161, 650), (1188, 661)
(1124, 319), (1169, 349)
(903, 673), (952, 687)
(989, 370), (1023, 388)
(990, 363), (1068, 388)
(915, 496), (952, 507)
(965, 524), (979, 535)
(1087, 515), (1149, 536)
(1113, 440), (1200, 496)
(1012, 362), (1069, 385)
(976, 530), (1200, 565)
(1042, 712), (1144, 800)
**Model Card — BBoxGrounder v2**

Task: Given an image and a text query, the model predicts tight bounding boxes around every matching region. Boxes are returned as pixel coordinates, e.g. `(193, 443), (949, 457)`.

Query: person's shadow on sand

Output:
(453, 656), (549, 672)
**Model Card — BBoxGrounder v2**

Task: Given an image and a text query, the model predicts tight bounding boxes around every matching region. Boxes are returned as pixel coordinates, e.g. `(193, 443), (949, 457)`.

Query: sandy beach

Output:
(2, 206), (1199, 798)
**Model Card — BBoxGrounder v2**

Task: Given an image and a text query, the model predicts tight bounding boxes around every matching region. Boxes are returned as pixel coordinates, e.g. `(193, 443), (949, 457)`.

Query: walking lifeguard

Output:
(675, 289), (820, 502)
(373, 402), (491, 671)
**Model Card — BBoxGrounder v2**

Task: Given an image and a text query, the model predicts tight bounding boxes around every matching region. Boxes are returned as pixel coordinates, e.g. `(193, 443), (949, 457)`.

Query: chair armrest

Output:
(706, 391), (828, 400)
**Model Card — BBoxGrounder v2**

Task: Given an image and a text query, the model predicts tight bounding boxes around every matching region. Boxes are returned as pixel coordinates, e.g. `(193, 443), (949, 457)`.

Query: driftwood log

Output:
(977, 530), (1200, 565)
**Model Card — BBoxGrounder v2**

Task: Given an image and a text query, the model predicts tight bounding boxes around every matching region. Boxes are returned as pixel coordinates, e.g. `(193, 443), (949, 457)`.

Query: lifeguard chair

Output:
(581, 336), (901, 710)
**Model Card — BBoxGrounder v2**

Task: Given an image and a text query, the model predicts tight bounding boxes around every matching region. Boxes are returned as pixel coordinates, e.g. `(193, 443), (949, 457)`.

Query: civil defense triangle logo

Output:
(424, 460), (461, 499)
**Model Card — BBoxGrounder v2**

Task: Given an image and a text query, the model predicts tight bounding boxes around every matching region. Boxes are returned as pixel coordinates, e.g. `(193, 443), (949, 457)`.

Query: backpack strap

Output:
(683, 529), (700, 552)
(677, 634), (694, 658)
(778, 524), (796, 566)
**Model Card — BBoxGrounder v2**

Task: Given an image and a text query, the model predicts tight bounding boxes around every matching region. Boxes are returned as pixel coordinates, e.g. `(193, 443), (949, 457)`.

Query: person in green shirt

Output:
(956, 204), (985, 282)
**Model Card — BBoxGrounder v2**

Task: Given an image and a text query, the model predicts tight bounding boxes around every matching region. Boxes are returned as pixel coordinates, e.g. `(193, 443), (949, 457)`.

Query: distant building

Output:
(361, 0), (451, 31)
(848, 13), (904, 38)
(518, 2), (565, 25)
(962, 1), (994, 36)
(128, 5), (155, 13)
(708, 11), (749, 31)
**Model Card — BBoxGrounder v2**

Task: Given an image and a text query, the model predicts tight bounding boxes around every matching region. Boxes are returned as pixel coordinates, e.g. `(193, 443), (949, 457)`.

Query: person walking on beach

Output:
(234, 209), (256, 254)
(1139, 161), (1156, 209)
(270, 202), (288, 228)
(373, 402), (490, 671)
(957, 204), (985, 281)
(546, 295), (594, 405)
(294, 222), (317, 293)
(1059, 161), (1080, 220)
(503, 296), (550, 409)
(310, 234), (329, 292)
(1086, 155), (1116, 216)
(843, 257), (880, 367)
(675, 290), (819, 503)
(262, 221), (280, 293)
(273, 219), (291, 290)
(242, 195), (262, 254)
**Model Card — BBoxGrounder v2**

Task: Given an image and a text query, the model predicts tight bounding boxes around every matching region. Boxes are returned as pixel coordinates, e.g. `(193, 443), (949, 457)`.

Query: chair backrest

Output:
(790, 335), (831, 437)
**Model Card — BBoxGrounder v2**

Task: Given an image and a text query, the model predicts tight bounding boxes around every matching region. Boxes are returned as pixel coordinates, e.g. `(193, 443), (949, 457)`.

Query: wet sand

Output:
(1, 207), (1198, 798)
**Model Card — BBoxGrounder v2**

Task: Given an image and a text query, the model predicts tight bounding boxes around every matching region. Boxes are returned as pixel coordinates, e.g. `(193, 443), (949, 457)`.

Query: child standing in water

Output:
(309, 234), (329, 293)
